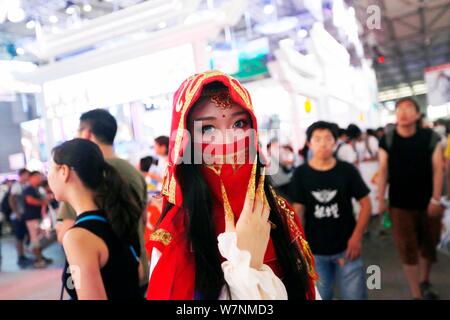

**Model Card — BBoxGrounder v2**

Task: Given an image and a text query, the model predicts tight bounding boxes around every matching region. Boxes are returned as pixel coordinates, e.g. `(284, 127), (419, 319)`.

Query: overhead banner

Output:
(425, 63), (450, 106)
(210, 38), (270, 82)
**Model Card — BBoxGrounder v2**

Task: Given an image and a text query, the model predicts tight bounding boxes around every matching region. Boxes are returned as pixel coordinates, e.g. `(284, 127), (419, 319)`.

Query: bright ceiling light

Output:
(255, 17), (298, 35)
(83, 4), (92, 12)
(263, 4), (275, 15)
(158, 21), (167, 29)
(348, 7), (356, 16)
(16, 47), (25, 55)
(7, 7), (26, 23)
(297, 29), (308, 38)
(49, 15), (58, 23)
(26, 20), (36, 29)
(66, 6), (76, 15)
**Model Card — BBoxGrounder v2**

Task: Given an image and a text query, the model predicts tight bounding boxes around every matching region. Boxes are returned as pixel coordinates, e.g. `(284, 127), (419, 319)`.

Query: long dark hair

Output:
(52, 139), (141, 243)
(159, 155), (310, 299)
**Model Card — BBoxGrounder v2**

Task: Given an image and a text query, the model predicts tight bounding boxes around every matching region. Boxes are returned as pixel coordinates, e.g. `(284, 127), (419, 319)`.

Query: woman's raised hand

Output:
(224, 170), (271, 270)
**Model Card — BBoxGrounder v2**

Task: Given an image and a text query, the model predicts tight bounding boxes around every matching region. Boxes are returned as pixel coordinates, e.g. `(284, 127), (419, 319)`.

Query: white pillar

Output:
(289, 91), (302, 151)
(192, 39), (210, 73)
(35, 92), (54, 162)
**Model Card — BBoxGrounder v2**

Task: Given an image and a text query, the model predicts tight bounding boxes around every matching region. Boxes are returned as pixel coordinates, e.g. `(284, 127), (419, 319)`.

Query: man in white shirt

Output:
(148, 136), (169, 193)
(335, 128), (358, 165)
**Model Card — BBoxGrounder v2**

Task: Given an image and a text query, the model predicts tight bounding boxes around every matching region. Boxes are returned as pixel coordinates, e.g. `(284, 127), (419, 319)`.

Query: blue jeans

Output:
(314, 251), (368, 300)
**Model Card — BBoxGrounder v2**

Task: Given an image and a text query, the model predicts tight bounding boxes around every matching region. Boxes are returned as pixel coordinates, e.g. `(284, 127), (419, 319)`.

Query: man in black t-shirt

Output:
(23, 171), (53, 268)
(289, 121), (371, 300)
(378, 98), (444, 300)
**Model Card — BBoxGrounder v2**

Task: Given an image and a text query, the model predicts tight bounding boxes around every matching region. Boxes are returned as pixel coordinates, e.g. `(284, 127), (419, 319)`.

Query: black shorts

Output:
(23, 211), (42, 221)
(11, 218), (28, 241)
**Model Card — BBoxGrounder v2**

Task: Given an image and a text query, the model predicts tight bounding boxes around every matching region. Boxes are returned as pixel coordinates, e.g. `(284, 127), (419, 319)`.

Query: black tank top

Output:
(380, 128), (437, 210)
(62, 210), (142, 300)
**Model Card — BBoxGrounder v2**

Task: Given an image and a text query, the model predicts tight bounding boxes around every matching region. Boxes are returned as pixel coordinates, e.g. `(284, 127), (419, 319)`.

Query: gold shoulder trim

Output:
(271, 188), (319, 281)
(149, 229), (173, 246)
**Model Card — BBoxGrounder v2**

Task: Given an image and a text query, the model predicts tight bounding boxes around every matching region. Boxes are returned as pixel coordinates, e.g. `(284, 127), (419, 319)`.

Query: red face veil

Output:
(146, 70), (317, 300)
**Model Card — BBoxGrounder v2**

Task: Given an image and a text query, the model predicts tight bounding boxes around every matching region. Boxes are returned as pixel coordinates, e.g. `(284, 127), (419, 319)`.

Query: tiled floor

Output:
(0, 233), (66, 300)
(0, 227), (449, 300)
(364, 229), (450, 300)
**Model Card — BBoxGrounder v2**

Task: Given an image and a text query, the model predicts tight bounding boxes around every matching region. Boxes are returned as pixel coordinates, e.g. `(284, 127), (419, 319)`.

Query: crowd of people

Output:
(0, 169), (57, 269)
(269, 97), (448, 300)
(0, 71), (448, 300)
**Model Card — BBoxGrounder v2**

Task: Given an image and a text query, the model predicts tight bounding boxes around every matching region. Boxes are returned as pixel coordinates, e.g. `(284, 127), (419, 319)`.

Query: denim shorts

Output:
(314, 251), (368, 300)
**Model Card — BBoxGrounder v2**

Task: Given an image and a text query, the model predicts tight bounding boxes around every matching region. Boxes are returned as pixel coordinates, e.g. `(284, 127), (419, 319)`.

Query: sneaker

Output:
(42, 256), (53, 265)
(420, 282), (439, 300)
(33, 260), (47, 269)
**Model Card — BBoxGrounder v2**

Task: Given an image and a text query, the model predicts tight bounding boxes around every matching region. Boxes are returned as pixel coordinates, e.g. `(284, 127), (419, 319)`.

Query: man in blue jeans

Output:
(289, 121), (372, 300)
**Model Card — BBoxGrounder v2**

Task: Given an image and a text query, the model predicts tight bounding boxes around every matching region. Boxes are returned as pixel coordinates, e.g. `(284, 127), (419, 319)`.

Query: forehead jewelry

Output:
(201, 89), (233, 110)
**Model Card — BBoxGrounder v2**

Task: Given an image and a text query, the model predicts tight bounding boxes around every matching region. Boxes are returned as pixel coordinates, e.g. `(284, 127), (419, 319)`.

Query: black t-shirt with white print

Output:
(289, 161), (370, 256)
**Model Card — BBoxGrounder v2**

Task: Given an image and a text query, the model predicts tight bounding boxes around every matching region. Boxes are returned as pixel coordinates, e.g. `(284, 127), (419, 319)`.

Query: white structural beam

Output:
(29, 0), (202, 60)
(23, 19), (219, 84)
(22, 0), (249, 84)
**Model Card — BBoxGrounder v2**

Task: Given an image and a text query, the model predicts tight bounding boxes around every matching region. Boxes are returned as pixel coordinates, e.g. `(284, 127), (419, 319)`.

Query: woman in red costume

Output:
(146, 70), (318, 300)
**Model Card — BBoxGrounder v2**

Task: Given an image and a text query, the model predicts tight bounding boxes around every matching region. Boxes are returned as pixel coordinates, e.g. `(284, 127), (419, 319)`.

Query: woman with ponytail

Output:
(48, 138), (142, 300)
(146, 71), (319, 300)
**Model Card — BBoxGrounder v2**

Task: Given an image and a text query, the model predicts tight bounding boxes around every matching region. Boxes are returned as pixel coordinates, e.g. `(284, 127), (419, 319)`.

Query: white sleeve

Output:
(217, 232), (288, 300)
(11, 183), (22, 195)
(315, 286), (322, 300)
(338, 145), (357, 164)
(369, 136), (379, 154)
(149, 247), (162, 281)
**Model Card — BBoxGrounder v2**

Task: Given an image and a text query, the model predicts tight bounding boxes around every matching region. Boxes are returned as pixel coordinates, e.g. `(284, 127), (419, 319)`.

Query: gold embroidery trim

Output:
(273, 190), (319, 281)
(161, 165), (170, 198)
(202, 145), (249, 170)
(246, 155), (258, 201)
(221, 181), (235, 222)
(256, 166), (270, 208)
(149, 229), (173, 246)
(204, 164), (222, 176)
(230, 79), (252, 110)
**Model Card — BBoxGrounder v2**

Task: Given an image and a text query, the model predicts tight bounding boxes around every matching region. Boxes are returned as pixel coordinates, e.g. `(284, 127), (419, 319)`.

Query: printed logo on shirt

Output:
(311, 189), (340, 219)
(312, 190), (337, 203)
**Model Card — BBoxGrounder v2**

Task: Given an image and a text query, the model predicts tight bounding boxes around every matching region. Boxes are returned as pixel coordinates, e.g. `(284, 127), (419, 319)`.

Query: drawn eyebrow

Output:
(193, 111), (248, 122)
(231, 111), (248, 117)
(193, 116), (217, 121)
